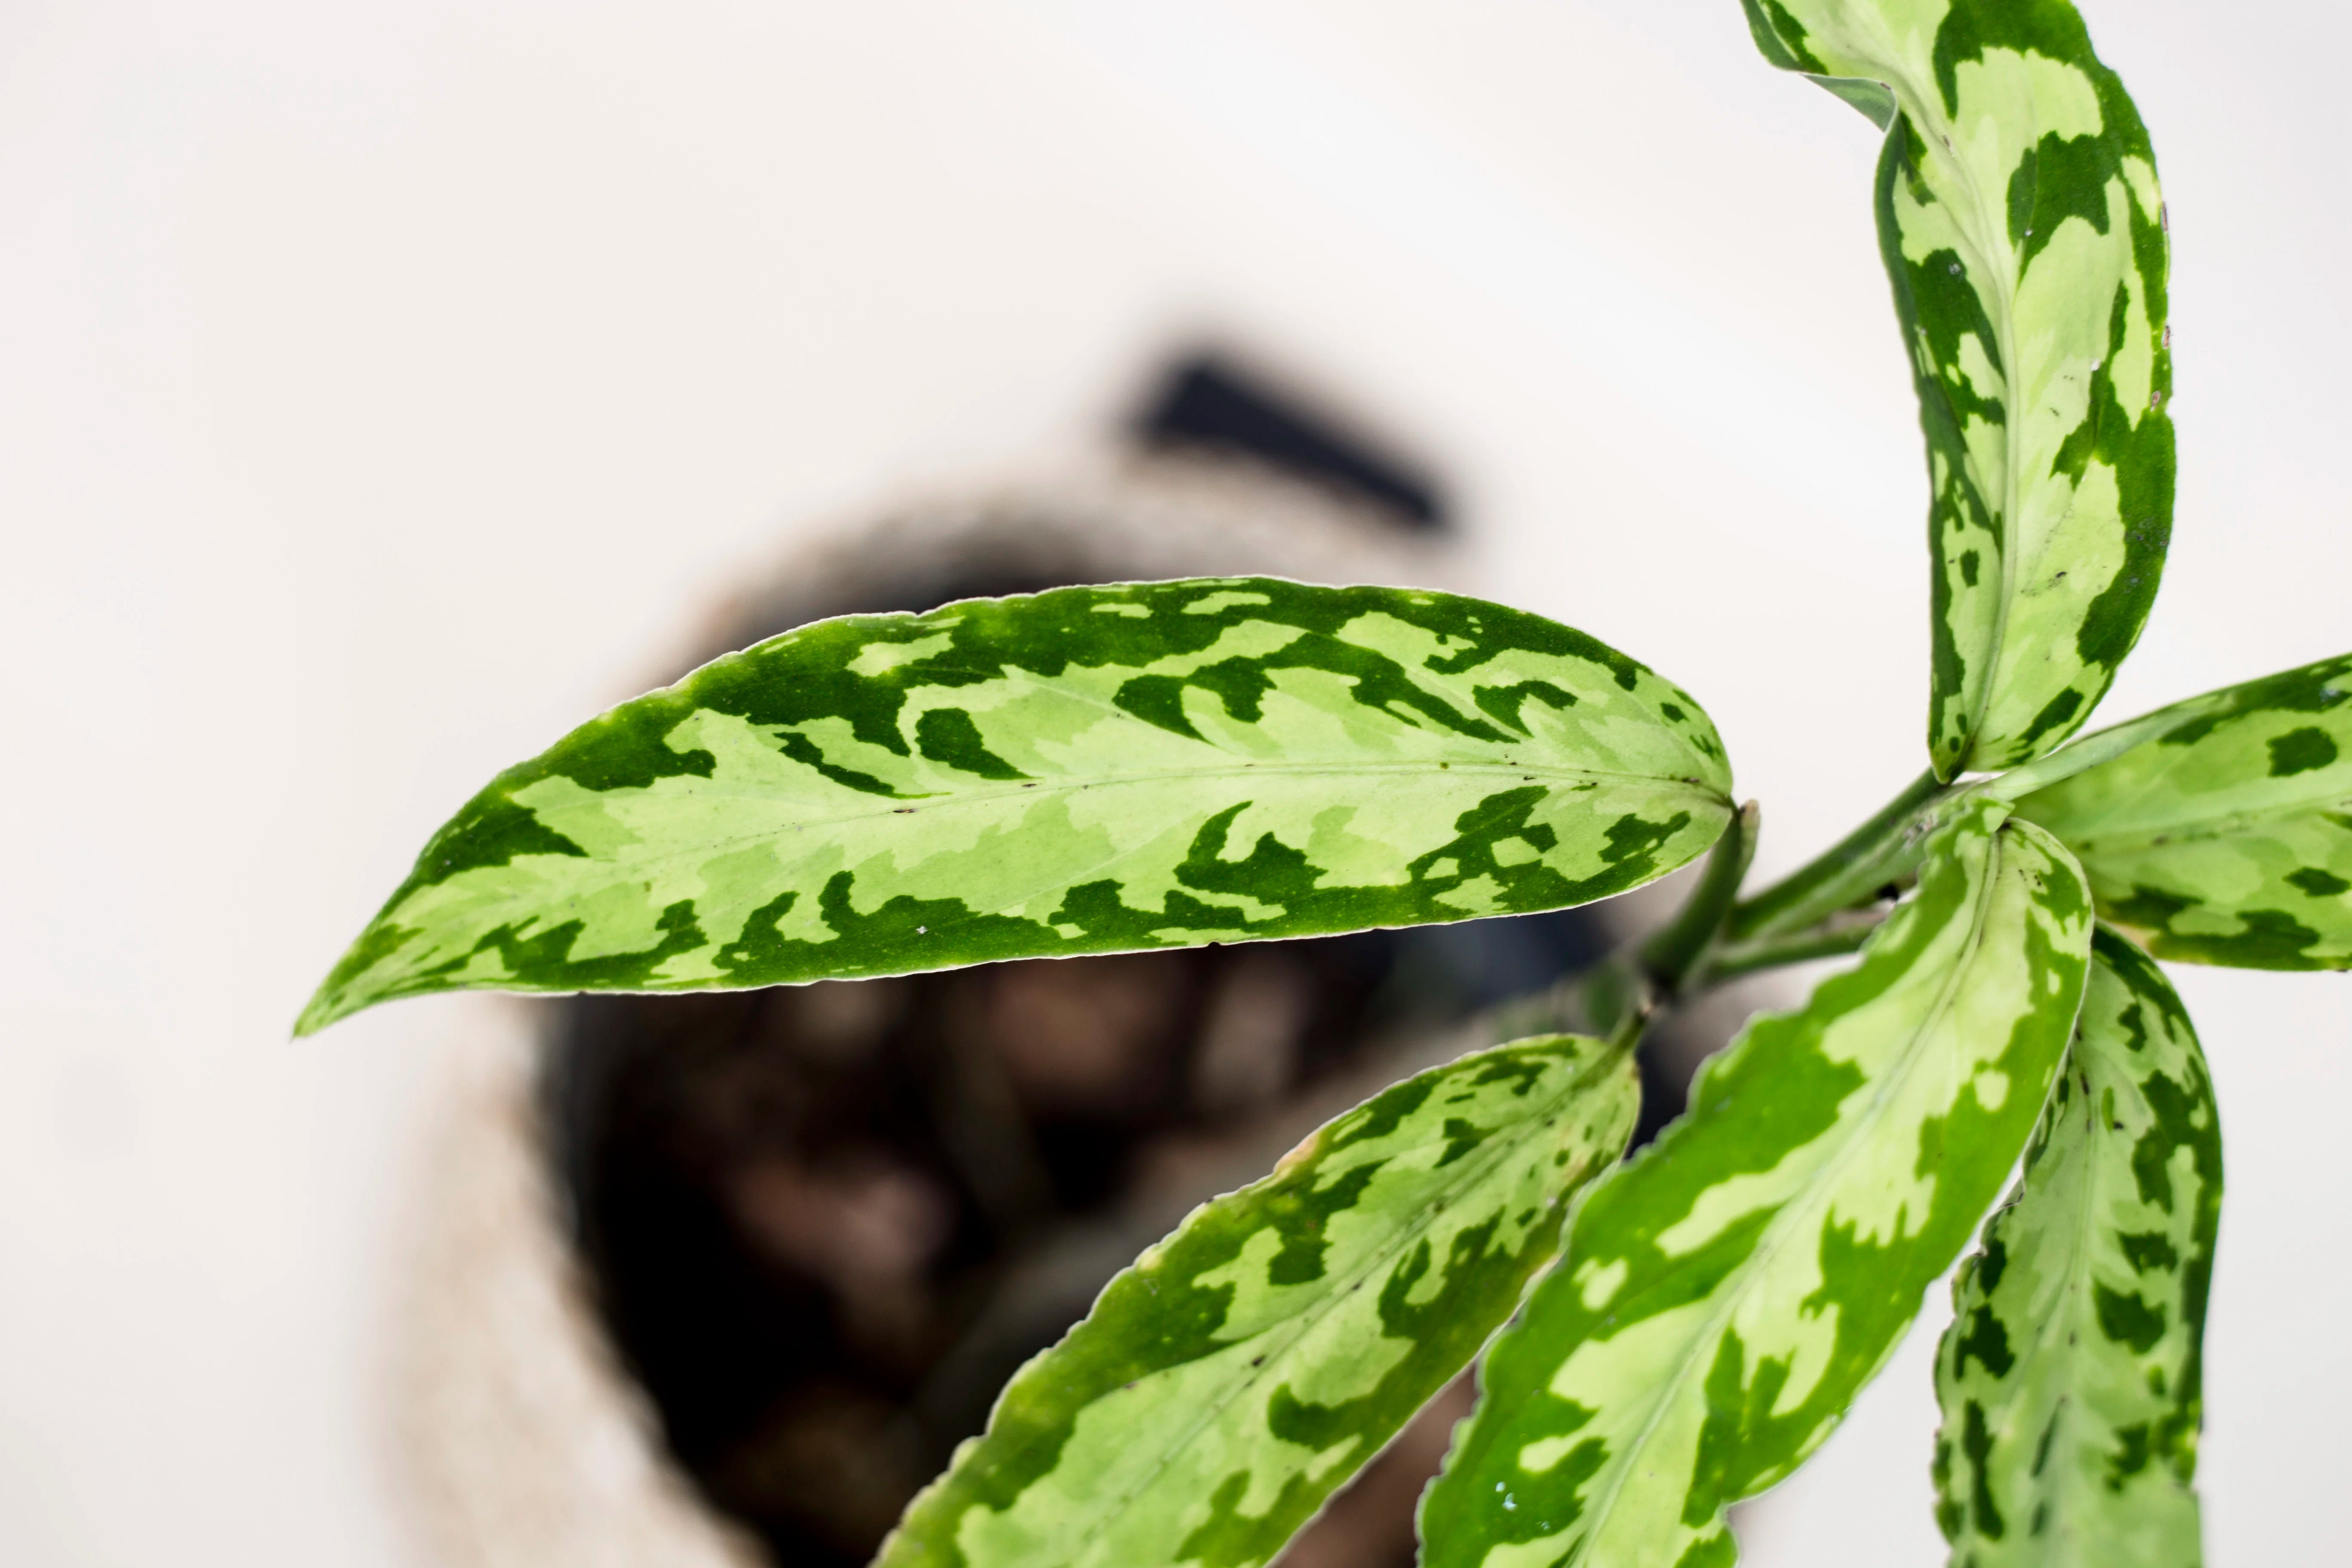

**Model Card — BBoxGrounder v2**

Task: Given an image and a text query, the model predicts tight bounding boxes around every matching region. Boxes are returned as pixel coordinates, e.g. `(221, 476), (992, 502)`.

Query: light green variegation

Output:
(1419, 797), (2093, 1568)
(297, 579), (1733, 1034)
(1747, 0), (2175, 778)
(876, 1032), (1639, 1568)
(2011, 652), (2352, 968)
(1934, 928), (2219, 1567)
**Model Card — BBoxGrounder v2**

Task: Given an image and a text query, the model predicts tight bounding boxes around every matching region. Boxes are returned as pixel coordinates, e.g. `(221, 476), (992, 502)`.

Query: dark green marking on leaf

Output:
(1963, 1402), (2008, 1540)
(2118, 1231), (2180, 1274)
(2058, 280), (2174, 674)
(1474, 679), (1580, 734)
(2267, 725), (2339, 777)
(2287, 867), (2351, 897)
(1953, 1302), (2017, 1380)
(915, 707), (1031, 780)
(1329, 1075), (1438, 1153)
(2092, 1284), (2166, 1355)
(774, 729), (915, 797)
(1265, 1164), (1381, 1287)
(2006, 133), (2113, 273)
(1741, 0), (1822, 74)
(1930, 0), (2095, 119)
(1436, 1118), (1488, 1168)
(420, 796), (589, 878)
(551, 696), (723, 792)
(2152, 654), (2352, 749)
(2016, 688), (2088, 754)
(2118, 899), (2324, 971)
(468, 898), (711, 994)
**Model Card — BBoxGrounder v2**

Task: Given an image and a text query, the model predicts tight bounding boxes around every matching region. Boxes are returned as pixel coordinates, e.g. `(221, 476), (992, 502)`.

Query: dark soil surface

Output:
(549, 910), (1607, 1564)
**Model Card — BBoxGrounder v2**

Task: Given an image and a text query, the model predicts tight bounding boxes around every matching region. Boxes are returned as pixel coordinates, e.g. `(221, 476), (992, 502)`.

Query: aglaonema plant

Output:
(298, 3), (2346, 1564)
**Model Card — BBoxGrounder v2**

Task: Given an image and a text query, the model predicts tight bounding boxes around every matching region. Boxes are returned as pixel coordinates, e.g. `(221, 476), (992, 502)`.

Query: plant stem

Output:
(1726, 769), (1947, 942)
(1538, 801), (1758, 1055)
(1468, 795), (1888, 1059)
(1687, 909), (1885, 991)
(1603, 974), (1654, 1056)
(1641, 800), (1760, 995)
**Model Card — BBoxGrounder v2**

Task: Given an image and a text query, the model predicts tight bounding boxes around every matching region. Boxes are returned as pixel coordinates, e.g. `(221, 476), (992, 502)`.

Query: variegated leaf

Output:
(2010, 652), (2352, 968)
(297, 579), (1733, 1035)
(1934, 928), (2219, 1567)
(1418, 797), (2093, 1568)
(1747, 0), (2174, 778)
(875, 1032), (1640, 1568)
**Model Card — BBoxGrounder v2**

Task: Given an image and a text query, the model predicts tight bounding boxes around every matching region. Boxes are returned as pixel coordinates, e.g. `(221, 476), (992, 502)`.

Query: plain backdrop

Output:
(2, 2), (2346, 1563)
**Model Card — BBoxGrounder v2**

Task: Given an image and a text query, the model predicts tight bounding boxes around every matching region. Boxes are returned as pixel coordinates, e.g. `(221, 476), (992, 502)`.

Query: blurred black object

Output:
(1133, 354), (1446, 530)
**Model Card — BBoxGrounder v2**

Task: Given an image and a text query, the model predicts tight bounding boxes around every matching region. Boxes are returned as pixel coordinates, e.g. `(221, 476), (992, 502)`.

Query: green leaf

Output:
(874, 1031), (1640, 1568)
(297, 578), (1733, 1034)
(1934, 928), (2219, 1566)
(1746, 0), (2174, 779)
(1418, 796), (2092, 1568)
(2009, 652), (2352, 968)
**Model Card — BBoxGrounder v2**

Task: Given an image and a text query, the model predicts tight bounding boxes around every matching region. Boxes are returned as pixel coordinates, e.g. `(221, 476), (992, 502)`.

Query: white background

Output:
(2, 1), (2346, 1562)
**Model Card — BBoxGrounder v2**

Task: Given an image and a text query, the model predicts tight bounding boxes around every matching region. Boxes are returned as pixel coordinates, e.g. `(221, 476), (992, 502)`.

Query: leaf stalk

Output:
(1727, 770), (1952, 942)
(1686, 908), (1886, 991)
(1641, 800), (1761, 996)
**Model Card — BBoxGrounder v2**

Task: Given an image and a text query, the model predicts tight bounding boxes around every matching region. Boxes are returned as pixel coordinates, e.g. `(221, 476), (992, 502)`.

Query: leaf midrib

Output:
(492, 763), (1727, 888)
(1901, 45), (2035, 766)
(1968, 1047), (2105, 1546)
(2050, 790), (2352, 859)
(359, 771), (1727, 1013)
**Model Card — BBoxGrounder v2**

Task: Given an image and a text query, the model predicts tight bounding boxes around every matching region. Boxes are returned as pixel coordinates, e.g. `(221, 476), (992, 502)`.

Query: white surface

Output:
(1, 2), (2345, 1563)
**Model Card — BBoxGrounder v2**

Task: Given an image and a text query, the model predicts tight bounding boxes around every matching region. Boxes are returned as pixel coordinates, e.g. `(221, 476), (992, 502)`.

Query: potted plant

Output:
(304, 3), (2342, 1564)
